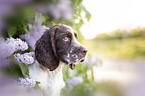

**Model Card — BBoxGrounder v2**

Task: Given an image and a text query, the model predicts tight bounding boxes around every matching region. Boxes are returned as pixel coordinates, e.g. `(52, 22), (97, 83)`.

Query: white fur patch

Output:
(28, 61), (65, 96)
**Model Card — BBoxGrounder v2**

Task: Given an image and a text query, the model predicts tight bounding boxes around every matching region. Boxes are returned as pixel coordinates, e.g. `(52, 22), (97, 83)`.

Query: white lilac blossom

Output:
(66, 77), (84, 91)
(6, 37), (28, 51)
(20, 13), (48, 50)
(36, 0), (73, 20)
(14, 52), (35, 65)
(0, 37), (15, 59)
(0, 37), (28, 67)
(17, 78), (36, 88)
(0, 37), (15, 67)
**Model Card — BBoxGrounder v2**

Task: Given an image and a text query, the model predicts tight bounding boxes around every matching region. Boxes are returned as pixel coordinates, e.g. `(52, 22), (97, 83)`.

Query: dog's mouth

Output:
(69, 63), (76, 70)
(68, 58), (85, 70)
(80, 58), (85, 62)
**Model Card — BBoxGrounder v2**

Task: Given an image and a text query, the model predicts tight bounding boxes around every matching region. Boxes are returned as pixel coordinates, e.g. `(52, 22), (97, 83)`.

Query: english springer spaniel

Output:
(28, 24), (87, 96)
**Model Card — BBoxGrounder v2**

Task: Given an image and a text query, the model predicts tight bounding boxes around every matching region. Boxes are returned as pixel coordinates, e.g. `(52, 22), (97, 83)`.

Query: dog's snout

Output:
(81, 48), (88, 55)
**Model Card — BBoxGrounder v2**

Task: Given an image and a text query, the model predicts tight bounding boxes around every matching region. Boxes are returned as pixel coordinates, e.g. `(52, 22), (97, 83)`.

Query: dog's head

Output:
(35, 24), (87, 71)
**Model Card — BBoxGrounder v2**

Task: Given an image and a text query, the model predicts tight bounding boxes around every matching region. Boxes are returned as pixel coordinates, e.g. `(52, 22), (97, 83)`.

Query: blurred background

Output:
(0, 0), (145, 96)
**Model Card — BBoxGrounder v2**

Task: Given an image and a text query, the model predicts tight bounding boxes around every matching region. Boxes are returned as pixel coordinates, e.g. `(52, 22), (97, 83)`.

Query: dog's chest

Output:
(28, 62), (65, 96)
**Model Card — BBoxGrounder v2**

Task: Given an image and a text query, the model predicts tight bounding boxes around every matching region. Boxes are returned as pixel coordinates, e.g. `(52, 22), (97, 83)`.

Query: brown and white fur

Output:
(28, 24), (87, 96)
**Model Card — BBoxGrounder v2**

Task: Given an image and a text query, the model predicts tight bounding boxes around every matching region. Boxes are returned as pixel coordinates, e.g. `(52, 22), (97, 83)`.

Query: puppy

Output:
(29, 24), (87, 96)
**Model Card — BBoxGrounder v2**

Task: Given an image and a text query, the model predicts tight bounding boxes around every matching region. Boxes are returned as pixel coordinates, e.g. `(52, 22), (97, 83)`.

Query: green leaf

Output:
(18, 62), (29, 77)
(2, 64), (23, 78)
(35, 12), (45, 25)
(17, 25), (27, 35)
(9, 54), (19, 64)
(9, 54), (29, 77)
(85, 9), (91, 21)
(34, 81), (41, 89)
(78, 19), (84, 29)
(8, 26), (17, 37)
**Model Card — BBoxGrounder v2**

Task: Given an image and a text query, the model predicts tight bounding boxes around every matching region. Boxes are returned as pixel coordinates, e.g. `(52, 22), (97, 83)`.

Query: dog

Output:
(28, 24), (88, 96)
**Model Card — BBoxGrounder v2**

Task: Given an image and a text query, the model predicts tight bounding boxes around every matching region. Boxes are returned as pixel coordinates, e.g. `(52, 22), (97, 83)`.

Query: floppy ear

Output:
(35, 27), (59, 71)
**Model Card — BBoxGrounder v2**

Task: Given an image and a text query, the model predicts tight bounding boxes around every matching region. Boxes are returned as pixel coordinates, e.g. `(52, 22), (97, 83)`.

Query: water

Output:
(93, 59), (145, 96)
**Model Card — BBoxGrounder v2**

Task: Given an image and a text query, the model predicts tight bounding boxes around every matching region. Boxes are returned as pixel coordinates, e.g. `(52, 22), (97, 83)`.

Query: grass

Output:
(83, 37), (145, 59)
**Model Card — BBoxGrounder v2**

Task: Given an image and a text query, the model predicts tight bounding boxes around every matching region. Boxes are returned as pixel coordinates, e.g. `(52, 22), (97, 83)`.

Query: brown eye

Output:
(63, 37), (70, 41)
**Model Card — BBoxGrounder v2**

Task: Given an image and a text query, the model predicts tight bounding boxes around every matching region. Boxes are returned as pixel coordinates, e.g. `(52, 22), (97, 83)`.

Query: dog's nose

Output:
(82, 48), (88, 55)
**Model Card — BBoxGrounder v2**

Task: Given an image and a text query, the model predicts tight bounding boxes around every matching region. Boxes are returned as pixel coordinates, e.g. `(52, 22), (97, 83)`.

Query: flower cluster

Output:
(0, 37), (15, 58)
(20, 13), (48, 50)
(36, 0), (73, 20)
(66, 76), (84, 91)
(6, 37), (28, 51)
(0, 37), (28, 67)
(17, 78), (36, 88)
(14, 52), (35, 65)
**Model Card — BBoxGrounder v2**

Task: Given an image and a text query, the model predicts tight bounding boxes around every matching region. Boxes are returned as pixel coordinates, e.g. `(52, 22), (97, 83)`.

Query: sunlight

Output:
(81, 0), (145, 39)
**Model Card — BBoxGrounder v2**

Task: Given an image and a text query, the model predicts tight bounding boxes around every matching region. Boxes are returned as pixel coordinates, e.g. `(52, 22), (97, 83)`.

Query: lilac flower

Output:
(0, 37), (28, 58)
(14, 52), (35, 65)
(20, 13), (48, 50)
(0, 37), (28, 67)
(0, 37), (14, 67)
(24, 52), (35, 57)
(17, 78), (36, 88)
(0, 38), (15, 59)
(66, 76), (83, 91)
(6, 37), (28, 51)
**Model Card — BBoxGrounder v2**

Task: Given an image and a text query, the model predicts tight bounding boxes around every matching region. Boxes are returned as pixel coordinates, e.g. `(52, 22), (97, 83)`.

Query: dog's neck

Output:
(29, 61), (65, 96)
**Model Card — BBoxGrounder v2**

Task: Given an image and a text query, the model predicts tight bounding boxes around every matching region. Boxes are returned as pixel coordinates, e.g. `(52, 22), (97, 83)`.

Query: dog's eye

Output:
(63, 37), (70, 41)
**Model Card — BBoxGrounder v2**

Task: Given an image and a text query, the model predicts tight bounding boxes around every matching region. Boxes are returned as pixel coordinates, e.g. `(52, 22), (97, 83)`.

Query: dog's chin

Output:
(68, 58), (86, 70)
(62, 57), (86, 70)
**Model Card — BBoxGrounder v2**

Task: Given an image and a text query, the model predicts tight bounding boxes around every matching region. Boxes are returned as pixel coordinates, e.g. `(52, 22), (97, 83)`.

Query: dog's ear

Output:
(35, 26), (59, 71)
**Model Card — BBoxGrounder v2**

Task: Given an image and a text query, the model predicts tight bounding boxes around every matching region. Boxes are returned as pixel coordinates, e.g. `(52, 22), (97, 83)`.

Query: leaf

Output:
(18, 62), (29, 77)
(8, 26), (17, 37)
(78, 0), (83, 5)
(78, 19), (83, 29)
(35, 12), (45, 25)
(9, 54), (19, 64)
(17, 25), (27, 35)
(9, 54), (29, 77)
(85, 9), (91, 21)
(34, 81), (41, 89)
(2, 64), (23, 78)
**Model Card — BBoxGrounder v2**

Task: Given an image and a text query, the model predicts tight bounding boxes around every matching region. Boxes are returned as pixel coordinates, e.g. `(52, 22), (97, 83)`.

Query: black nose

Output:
(82, 48), (88, 55)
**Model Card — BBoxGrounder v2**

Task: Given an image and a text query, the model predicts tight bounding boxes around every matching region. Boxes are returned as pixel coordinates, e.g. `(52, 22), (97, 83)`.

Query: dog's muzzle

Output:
(68, 46), (88, 69)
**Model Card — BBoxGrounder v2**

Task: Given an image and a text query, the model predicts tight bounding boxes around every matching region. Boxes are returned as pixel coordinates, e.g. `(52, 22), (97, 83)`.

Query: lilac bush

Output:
(20, 13), (48, 50)
(0, 0), (92, 96)
(17, 78), (36, 88)
(14, 52), (35, 65)
(0, 37), (15, 59)
(0, 37), (28, 67)
(6, 37), (28, 51)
